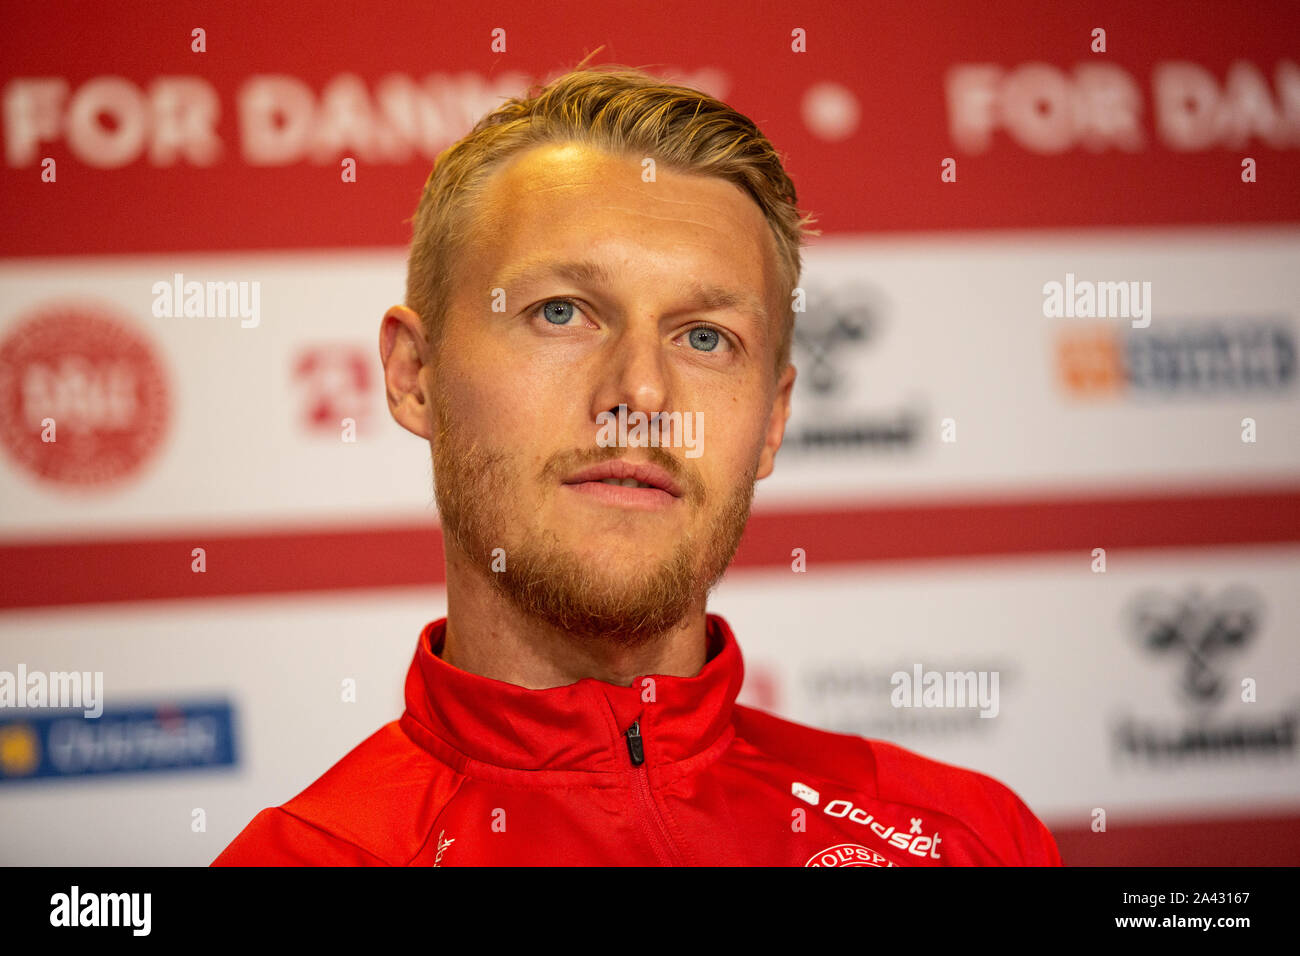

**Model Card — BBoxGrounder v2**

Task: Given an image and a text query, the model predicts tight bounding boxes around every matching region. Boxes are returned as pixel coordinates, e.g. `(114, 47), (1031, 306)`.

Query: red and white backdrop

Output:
(1, 1), (1298, 865)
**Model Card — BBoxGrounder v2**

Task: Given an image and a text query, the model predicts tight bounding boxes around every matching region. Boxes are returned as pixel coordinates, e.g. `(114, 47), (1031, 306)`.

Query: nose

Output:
(590, 321), (670, 427)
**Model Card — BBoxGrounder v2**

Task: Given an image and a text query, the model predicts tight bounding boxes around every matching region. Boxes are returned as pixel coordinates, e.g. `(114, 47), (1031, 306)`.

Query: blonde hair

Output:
(405, 60), (819, 375)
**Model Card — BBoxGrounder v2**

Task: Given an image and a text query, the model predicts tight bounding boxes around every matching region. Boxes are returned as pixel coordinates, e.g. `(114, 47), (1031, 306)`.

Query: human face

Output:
(424, 141), (795, 643)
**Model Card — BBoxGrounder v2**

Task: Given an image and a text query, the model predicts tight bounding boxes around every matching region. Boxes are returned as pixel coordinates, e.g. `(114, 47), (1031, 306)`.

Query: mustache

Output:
(542, 443), (705, 501)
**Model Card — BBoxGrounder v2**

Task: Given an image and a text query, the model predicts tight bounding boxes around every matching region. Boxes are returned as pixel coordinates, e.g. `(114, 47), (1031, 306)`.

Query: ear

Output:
(755, 363), (796, 481)
(379, 304), (433, 440)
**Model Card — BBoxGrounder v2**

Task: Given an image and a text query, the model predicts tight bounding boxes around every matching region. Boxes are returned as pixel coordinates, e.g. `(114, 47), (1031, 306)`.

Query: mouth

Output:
(561, 459), (684, 510)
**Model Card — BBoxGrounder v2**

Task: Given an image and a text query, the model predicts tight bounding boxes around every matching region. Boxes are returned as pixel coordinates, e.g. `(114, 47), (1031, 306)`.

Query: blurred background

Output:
(1, 1), (1298, 865)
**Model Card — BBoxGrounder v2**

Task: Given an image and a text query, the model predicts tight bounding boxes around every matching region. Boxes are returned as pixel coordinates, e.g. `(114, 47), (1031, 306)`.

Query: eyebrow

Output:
(497, 258), (769, 324)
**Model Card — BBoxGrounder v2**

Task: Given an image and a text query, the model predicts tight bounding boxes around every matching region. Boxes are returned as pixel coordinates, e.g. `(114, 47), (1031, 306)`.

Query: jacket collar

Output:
(401, 614), (744, 774)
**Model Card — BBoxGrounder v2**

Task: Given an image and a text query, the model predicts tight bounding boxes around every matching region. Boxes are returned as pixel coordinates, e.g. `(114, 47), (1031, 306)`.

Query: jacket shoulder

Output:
(212, 719), (462, 866)
(732, 704), (1061, 865)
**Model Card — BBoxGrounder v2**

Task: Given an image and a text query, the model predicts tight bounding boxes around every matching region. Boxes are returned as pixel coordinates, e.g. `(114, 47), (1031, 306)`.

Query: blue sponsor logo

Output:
(1126, 318), (1295, 393)
(0, 700), (237, 782)
(1058, 317), (1296, 398)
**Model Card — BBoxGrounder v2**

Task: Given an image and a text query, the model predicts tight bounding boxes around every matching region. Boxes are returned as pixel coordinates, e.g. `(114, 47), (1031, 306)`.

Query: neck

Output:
(438, 546), (710, 689)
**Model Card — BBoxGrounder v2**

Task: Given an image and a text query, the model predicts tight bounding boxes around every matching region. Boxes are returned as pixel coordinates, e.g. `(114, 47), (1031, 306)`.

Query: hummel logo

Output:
(792, 782), (820, 806)
(433, 830), (455, 866)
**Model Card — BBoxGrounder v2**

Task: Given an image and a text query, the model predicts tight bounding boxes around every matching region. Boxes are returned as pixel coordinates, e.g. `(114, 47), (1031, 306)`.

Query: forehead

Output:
(463, 141), (780, 305)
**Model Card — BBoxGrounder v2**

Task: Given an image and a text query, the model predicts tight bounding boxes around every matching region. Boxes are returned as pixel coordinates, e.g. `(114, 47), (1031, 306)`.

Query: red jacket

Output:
(213, 614), (1062, 866)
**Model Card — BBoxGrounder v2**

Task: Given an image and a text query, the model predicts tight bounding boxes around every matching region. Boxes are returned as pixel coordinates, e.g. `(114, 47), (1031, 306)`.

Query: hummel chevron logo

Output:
(792, 782), (820, 806)
(433, 830), (455, 866)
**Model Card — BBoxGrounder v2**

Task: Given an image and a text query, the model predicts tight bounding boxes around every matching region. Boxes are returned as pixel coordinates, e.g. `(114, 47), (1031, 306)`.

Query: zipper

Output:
(624, 720), (683, 866)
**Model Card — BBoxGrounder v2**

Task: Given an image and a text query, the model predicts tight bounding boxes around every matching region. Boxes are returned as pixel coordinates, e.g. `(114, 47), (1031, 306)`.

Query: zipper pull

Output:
(625, 720), (645, 766)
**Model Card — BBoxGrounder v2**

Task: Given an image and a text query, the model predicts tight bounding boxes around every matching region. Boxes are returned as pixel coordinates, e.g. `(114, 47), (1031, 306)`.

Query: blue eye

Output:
(687, 327), (721, 351)
(541, 300), (576, 325)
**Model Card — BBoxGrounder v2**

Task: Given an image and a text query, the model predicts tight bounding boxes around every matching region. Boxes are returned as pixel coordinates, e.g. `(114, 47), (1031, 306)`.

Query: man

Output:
(213, 64), (1061, 866)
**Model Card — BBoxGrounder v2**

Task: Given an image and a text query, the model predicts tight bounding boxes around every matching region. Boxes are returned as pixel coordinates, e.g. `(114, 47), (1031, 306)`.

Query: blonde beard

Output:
(430, 390), (756, 647)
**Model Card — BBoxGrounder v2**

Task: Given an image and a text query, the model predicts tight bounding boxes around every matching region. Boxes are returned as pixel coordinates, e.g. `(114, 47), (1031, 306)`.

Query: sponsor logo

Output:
(0, 723), (39, 776)
(0, 700), (237, 782)
(1137, 587), (1256, 704)
(0, 303), (170, 487)
(432, 830), (455, 866)
(822, 799), (942, 859)
(792, 781), (820, 805)
(1113, 587), (1298, 763)
(1056, 317), (1295, 398)
(292, 344), (373, 433)
(806, 843), (897, 868)
(787, 285), (922, 454)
